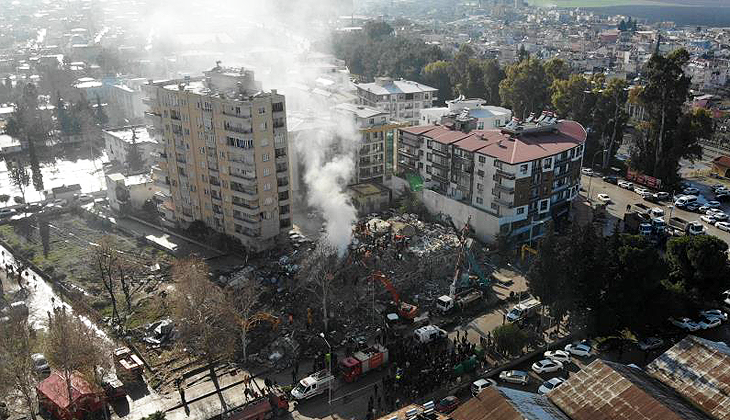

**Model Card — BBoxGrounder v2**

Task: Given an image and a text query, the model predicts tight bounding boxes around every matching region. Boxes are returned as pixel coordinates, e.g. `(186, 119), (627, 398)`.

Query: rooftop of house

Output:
(335, 103), (388, 119)
(548, 359), (711, 420)
(646, 335), (730, 420)
(452, 387), (571, 420)
(36, 371), (97, 410)
(103, 126), (155, 145)
(357, 77), (437, 96)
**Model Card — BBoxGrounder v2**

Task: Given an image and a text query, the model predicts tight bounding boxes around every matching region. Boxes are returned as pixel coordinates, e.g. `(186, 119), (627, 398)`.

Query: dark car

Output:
(685, 202), (701, 212)
(644, 194), (660, 204)
(602, 176), (618, 184)
(436, 396), (460, 413)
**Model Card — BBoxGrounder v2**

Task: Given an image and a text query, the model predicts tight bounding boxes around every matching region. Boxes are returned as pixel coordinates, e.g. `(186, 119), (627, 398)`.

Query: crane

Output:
(448, 217), (489, 293)
(369, 271), (418, 319)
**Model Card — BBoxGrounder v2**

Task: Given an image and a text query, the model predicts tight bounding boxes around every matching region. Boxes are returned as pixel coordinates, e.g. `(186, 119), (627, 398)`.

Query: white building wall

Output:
(421, 189), (500, 243)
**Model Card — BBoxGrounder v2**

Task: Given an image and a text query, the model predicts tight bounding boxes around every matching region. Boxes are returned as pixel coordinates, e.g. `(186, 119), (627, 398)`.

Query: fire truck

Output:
(338, 344), (389, 382)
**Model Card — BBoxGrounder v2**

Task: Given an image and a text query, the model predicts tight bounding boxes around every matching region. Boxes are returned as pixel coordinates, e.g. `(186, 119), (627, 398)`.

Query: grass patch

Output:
(126, 296), (171, 330)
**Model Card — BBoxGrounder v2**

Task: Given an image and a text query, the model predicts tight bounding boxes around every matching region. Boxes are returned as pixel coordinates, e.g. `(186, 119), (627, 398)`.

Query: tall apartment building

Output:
(144, 65), (291, 251)
(397, 112), (586, 243)
(334, 103), (408, 184)
(355, 77), (437, 125)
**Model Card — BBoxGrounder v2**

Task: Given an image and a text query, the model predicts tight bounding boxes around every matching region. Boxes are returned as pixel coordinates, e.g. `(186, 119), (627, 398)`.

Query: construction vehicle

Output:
(520, 245), (538, 261)
(369, 271), (418, 320)
(113, 347), (144, 383)
(624, 210), (652, 234)
(291, 369), (335, 400)
(435, 289), (483, 313)
(506, 298), (540, 323)
(668, 217), (705, 236)
(338, 344), (389, 382)
(228, 389), (289, 420)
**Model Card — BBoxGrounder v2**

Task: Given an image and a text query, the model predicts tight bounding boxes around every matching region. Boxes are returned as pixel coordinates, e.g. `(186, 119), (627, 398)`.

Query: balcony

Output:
(431, 171), (448, 182)
(222, 111), (250, 119)
(429, 159), (449, 169)
(431, 147), (449, 158)
(224, 124), (252, 135)
(494, 183), (515, 194)
(232, 200), (259, 211)
(231, 186), (257, 200)
(493, 196), (514, 208)
(276, 155), (288, 164)
(176, 157), (186, 164)
(234, 214), (260, 226)
(495, 169), (516, 180)
(229, 170), (256, 182)
(398, 147), (418, 158)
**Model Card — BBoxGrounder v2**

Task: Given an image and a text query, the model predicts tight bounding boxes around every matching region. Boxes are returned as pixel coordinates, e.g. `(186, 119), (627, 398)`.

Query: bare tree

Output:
(116, 255), (137, 312)
(171, 257), (238, 414)
(297, 242), (339, 334)
(44, 306), (108, 415)
(227, 278), (262, 363)
(92, 236), (120, 323)
(8, 162), (30, 205)
(0, 314), (39, 420)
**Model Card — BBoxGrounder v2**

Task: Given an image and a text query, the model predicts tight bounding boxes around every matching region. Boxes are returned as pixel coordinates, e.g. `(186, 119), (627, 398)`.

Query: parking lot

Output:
(581, 174), (730, 246)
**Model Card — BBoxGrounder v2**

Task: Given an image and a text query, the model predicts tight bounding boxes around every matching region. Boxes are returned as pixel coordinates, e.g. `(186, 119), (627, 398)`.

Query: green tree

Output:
(492, 323), (528, 356)
(666, 235), (729, 302)
(0, 194), (9, 205)
(594, 78), (629, 169)
(631, 49), (712, 186)
(463, 59), (487, 99)
(364, 21), (394, 40)
(451, 45), (476, 95)
(126, 128), (144, 173)
(550, 74), (592, 124)
(544, 58), (570, 85)
(6, 83), (50, 191)
(482, 59), (505, 105)
(517, 44), (529, 62)
(499, 57), (550, 119)
(422, 61), (454, 105)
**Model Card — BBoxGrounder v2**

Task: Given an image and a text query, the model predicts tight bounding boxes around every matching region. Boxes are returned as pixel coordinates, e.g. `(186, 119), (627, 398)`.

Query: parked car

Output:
(700, 309), (728, 321)
(650, 207), (665, 217)
(683, 187), (700, 195)
(669, 317), (701, 331)
(470, 378), (496, 396)
(655, 192), (670, 200)
(637, 337), (664, 351)
(618, 181), (634, 189)
(31, 353), (50, 377)
(634, 187), (649, 195)
(499, 370), (530, 385)
(564, 343), (592, 357)
(538, 378), (565, 395)
(685, 202), (701, 212)
(709, 211), (728, 221)
(436, 396), (460, 413)
(701, 215), (717, 224)
(581, 168), (594, 176)
(0, 208), (15, 218)
(716, 221), (730, 232)
(698, 317), (722, 330)
(544, 350), (571, 364)
(597, 194), (611, 203)
(532, 359), (563, 374)
(602, 176), (618, 184)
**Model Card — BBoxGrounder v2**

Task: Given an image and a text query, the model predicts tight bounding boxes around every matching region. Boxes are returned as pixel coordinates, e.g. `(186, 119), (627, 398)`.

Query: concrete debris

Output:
(250, 336), (300, 371)
(143, 318), (175, 347)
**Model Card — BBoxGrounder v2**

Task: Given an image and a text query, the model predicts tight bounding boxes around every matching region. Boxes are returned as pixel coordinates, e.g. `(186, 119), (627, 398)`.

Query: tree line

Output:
(528, 225), (729, 338)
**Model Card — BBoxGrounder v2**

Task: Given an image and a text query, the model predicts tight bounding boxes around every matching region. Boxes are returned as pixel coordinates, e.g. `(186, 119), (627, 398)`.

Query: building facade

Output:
(144, 65), (291, 251)
(397, 113), (586, 243)
(103, 126), (158, 170)
(355, 77), (437, 125)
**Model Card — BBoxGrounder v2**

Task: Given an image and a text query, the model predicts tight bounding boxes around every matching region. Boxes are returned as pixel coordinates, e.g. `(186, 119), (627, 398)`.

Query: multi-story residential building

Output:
(419, 96), (512, 130)
(355, 77), (437, 125)
(107, 77), (149, 125)
(397, 112), (586, 243)
(144, 65), (291, 251)
(103, 125), (158, 170)
(335, 103), (409, 185)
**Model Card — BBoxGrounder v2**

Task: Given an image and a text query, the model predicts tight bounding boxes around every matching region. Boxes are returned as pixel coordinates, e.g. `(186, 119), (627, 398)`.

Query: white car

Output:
(650, 207), (665, 217)
(715, 221), (730, 232)
(538, 377), (565, 395)
(698, 317), (721, 330)
(499, 370), (530, 385)
(637, 337), (664, 351)
(705, 201), (721, 208)
(670, 317), (701, 331)
(564, 343), (592, 357)
(544, 349), (571, 364)
(597, 194), (611, 203)
(618, 181), (634, 189)
(634, 187), (649, 195)
(700, 309), (728, 321)
(683, 187), (700, 195)
(711, 212), (729, 221)
(581, 168), (594, 176)
(532, 359), (564, 374)
(701, 215), (717, 224)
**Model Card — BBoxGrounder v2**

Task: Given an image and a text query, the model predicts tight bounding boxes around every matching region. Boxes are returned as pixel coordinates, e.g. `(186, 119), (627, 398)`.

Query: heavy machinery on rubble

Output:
(437, 219), (489, 313)
(369, 271), (418, 320)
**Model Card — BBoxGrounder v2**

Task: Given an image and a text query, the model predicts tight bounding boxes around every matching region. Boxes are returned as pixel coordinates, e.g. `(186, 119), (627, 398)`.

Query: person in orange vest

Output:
(307, 308), (313, 330)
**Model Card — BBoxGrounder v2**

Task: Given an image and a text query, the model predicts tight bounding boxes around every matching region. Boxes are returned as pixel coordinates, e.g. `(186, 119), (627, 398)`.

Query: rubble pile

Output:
(249, 335), (300, 371)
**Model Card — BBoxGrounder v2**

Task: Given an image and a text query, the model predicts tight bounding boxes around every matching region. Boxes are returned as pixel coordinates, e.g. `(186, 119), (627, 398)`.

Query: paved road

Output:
(581, 174), (730, 246)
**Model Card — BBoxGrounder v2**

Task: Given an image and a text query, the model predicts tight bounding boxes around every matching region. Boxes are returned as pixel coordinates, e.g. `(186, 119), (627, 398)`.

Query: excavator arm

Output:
(369, 271), (418, 319)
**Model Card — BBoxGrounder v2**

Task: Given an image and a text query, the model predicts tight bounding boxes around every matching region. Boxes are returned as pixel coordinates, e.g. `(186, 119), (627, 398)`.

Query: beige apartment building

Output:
(144, 65), (291, 251)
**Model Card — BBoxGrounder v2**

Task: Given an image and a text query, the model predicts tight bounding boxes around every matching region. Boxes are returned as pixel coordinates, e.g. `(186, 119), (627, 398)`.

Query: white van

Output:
(290, 370), (334, 400)
(414, 325), (447, 344)
(675, 195), (698, 207)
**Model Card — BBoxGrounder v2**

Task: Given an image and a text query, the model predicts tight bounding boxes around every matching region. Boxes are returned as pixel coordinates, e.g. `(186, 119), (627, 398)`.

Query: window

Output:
(275, 133), (285, 145)
(520, 164), (528, 174)
(369, 118), (374, 124)
(426, 166), (432, 174)
(479, 156), (486, 164)
(262, 153), (270, 162)
(263, 167), (271, 176)
(199, 147), (205, 154)
(543, 157), (552, 169)
(272, 102), (284, 112)
(427, 153), (432, 161)
(477, 170), (484, 177)
(539, 199), (549, 212)
(517, 207), (524, 214)
(476, 197), (483, 204)
(264, 197), (273, 205)
(258, 107), (266, 115)
(491, 203), (499, 210)
(495, 119), (501, 127)
(260, 137), (269, 147)
(476, 183), (483, 192)
(260, 122), (268, 131)
(264, 183), (271, 191)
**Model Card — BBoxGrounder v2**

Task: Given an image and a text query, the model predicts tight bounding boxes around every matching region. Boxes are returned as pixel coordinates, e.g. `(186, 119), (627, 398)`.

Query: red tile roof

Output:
(713, 155), (730, 169)
(37, 371), (96, 410)
(401, 125), (438, 135)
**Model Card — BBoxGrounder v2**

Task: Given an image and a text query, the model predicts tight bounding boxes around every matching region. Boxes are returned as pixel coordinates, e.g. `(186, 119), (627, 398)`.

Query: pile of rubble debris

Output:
(360, 213), (462, 258)
(248, 335), (300, 371)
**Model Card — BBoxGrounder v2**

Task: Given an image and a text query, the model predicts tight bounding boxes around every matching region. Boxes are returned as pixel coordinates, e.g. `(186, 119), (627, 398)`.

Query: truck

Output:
(290, 370), (334, 400)
(113, 347), (144, 383)
(228, 390), (289, 420)
(506, 298), (540, 323)
(624, 211), (652, 234)
(436, 289), (483, 313)
(668, 217), (705, 236)
(338, 344), (389, 382)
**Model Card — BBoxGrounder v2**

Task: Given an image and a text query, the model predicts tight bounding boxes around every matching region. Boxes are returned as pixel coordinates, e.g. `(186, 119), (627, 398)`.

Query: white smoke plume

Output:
(138, 0), (361, 254)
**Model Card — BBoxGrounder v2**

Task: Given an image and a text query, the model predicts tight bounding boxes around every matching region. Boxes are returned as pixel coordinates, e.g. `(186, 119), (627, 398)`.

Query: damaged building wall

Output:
(421, 189), (500, 243)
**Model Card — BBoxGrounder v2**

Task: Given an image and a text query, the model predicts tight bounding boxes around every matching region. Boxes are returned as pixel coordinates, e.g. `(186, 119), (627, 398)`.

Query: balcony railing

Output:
(229, 171), (256, 181)
(495, 169), (516, 180)
(224, 125), (252, 134)
(494, 183), (515, 194)
(493, 196), (514, 208)
(222, 111), (250, 119)
(233, 200), (259, 210)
